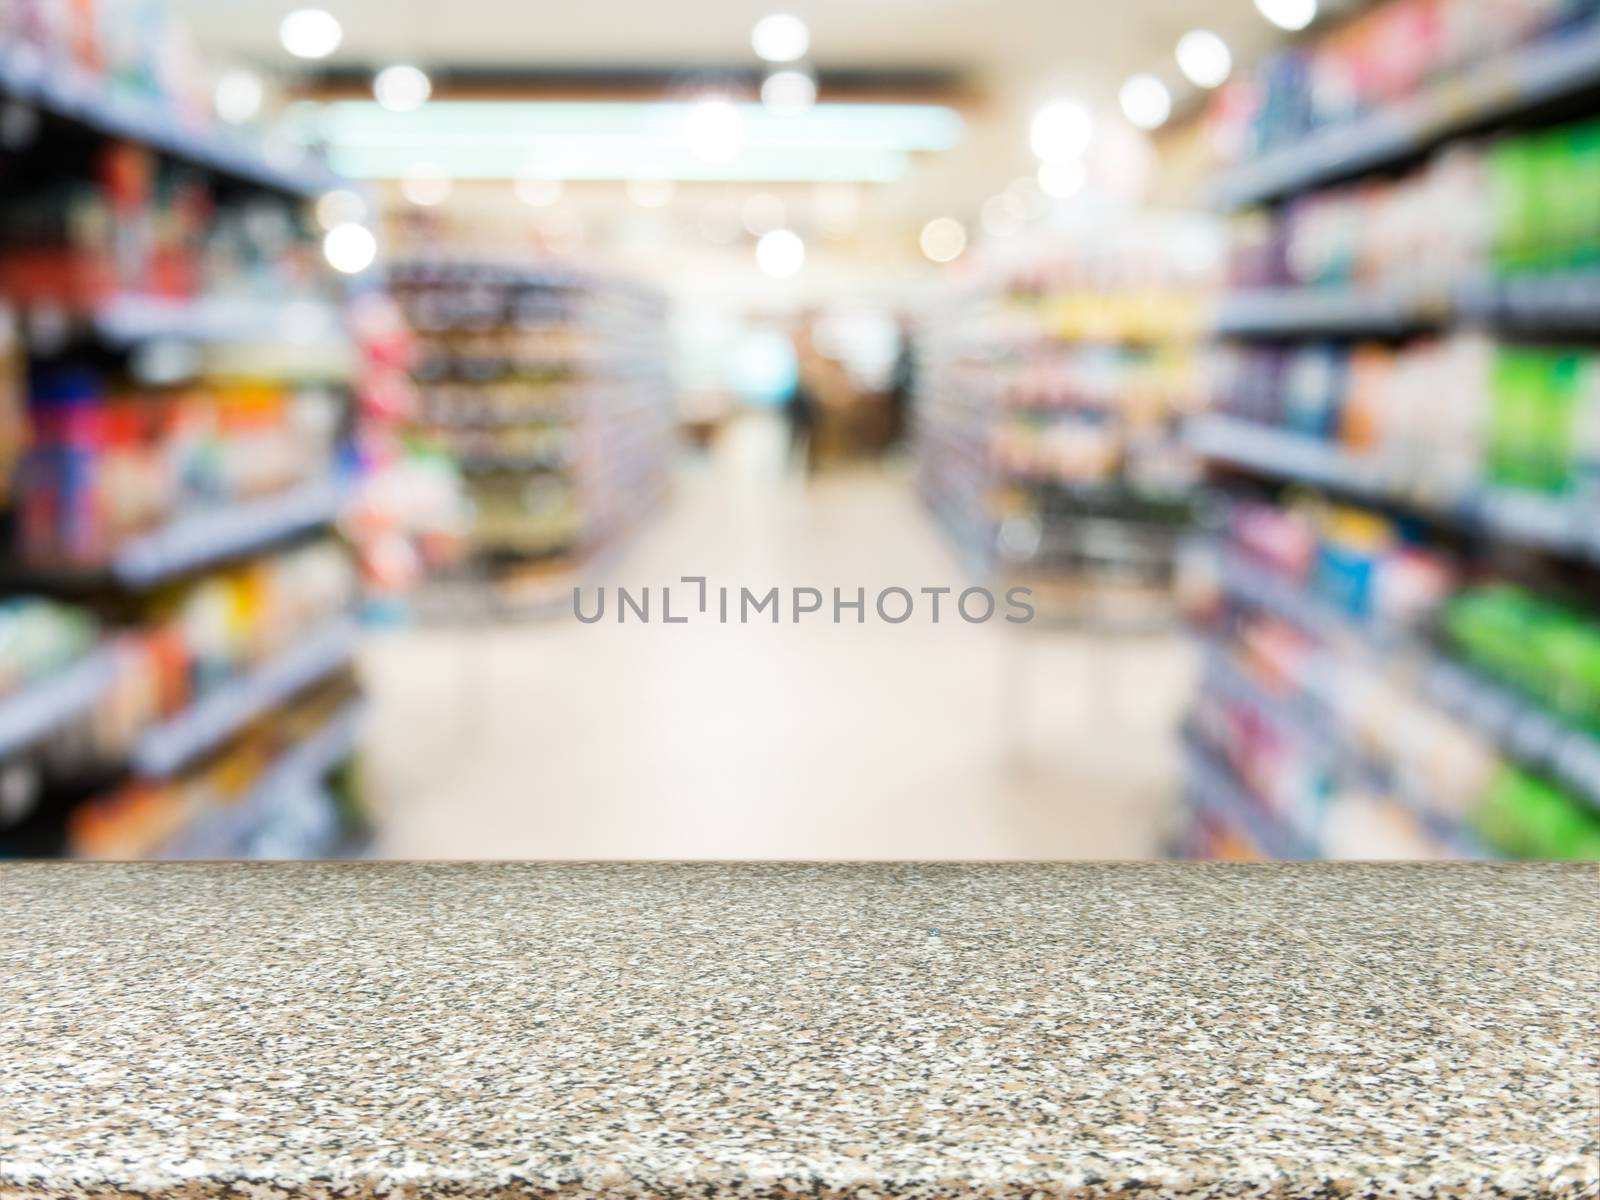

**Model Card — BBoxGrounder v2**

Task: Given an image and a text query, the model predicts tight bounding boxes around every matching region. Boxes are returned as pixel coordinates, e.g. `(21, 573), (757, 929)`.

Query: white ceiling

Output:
(174, 0), (1285, 100)
(172, 0), (1301, 272)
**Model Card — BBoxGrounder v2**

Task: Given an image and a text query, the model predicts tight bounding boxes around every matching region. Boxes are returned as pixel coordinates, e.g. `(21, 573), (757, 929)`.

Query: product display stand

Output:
(0, 18), (365, 859)
(1180, 7), (1600, 861)
(389, 257), (675, 618)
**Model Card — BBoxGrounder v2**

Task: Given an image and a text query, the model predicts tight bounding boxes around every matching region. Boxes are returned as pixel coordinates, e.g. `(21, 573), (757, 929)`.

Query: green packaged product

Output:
(1472, 767), (1600, 860)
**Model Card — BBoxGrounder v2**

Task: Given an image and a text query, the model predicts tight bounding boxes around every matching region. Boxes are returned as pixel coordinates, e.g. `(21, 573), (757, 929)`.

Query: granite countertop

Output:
(0, 863), (1595, 1200)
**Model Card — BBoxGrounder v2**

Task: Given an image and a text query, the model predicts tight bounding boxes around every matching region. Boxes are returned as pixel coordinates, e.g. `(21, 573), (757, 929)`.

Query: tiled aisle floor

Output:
(361, 415), (1196, 858)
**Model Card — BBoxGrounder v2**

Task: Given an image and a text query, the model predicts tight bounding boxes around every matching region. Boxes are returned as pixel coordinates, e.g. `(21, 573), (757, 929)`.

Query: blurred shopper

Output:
(885, 312), (918, 452)
(795, 313), (860, 472)
(784, 319), (818, 474)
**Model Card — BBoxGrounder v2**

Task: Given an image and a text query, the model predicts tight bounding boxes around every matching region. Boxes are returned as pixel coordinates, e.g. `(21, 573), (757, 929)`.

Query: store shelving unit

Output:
(1211, 22), (1600, 209)
(388, 258), (675, 614)
(0, 45), (337, 199)
(1181, 4), (1600, 861)
(0, 648), (115, 761)
(131, 616), (359, 779)
(1187, 415), (1600, 563)
(915, 222), (1215, 625)
(0, 17), (366, 859)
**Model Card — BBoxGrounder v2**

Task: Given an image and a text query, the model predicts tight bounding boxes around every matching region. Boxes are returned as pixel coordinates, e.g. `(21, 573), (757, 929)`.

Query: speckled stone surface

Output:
(0, 863), (1595, 1200)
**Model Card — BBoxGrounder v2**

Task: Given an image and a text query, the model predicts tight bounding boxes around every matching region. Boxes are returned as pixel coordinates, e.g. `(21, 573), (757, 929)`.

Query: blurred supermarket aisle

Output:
(360, 415), (1194, 858)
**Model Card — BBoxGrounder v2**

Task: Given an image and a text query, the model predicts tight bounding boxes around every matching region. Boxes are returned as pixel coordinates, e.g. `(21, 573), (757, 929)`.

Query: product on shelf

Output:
(1444, 584), (1600, 733)
(916, 217), (1217, 603)
(1209, 333), (1600, 505)
(0, 596), (98, 701)
(1225, 112), (1600, 293)
(1180, 493), (1600, 860)
(0, 143), (327, 312)
(1213, 0), (1598, 165)
(69, 677), (361, 860)
(387, 259), (675, 586)
(0, 9), (363, 861)
(11, 363), (341, 568)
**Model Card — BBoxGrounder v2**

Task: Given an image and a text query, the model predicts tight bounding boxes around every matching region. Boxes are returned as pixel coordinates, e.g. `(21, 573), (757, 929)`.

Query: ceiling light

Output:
(1119, 74), (1172, 130)
(919, 217), (966, 263)
(761, 69), (817, 116)
(214, 68), (264, 124)
(684, 98), (744, 163)
(1037, 158), (1085, 198)
(514, 175), (562, 207)
(1005, 175), (1048, 221)
(279, 8), (342, 60)
(755, 228), (805, 278)
(751, 14), (809, 63)
(813, 181), (859, 237)
(1176, 30), (1232, 88)
(374, 65), (431, 113)
(314, 187), (367, 230)
(980, 194), (1023, 238)
(742, 192), (787, 236)
(401, 167), (451, 207)
(323, 223), (376, 273)
(1029, 98), (1092, 162)
(627, 178), (675, 208)
(1255, 0), (1317, 30)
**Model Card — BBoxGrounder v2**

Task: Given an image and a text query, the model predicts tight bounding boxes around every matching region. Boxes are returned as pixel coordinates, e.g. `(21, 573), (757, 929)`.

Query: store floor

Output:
(360, 414), (1196, 858)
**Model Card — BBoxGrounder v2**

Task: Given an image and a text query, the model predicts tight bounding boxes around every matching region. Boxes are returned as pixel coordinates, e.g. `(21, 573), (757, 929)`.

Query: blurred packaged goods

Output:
(1185, 0), (1600, 859)
(915, 216), (1218, 623)
(0, 5), (365, 859)
(1181, 496), (1600, 861)
(387, 258), (675, 611)
(1212, 0), (1600, 183)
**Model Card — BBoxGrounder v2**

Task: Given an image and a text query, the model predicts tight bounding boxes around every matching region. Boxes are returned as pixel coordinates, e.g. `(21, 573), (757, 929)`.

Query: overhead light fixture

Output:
(514, 175), (562, 207)
(1037, 157), (1085, 199)
(742, 192), (787, 235)
(627, 177), (676, 208)
(1119, 74), (1172, 130)
(684, 97), (744, 163)
(1255, 0), (1317, 30)
(214, 68), (264, 125)
(374, 65), (431, 113)
(1005, 174), (1048, 221)
(813, 181), (860, 237)
(314, 187), (368, 230)
(751, 14), (810, 63)
(980, 193), (1023, 238)
(755, 228), (805, 278)
(1176, 30), (1232, 88)
(400, 166), (451, 206)
(919, 217), (966, 263)
(279, 8), (342, 60)
(310, 100), (963, 182)
(761, 68), (817, 116)
(323, 223), (376, 273)
(1029, 98), (1092, 162)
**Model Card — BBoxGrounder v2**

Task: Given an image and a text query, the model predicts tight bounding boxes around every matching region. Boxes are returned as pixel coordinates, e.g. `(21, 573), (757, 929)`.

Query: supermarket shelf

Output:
(1217, 549), (1600, 813)
(1187, 415), (1600, 563)
(157, 698), (366, 860)
(1182, 737), (1319, 859)
(132, 616), (359, 779)
(1198, 644), (1496, 856)
(3, 478), (344, 592)
(0, 649), (115, 759)
(93, 295), (347, 348)
(0, 45), (338, 198)
(1215, 286), (1445, 337)
(1213, 23), (1600, 209)
(1216, 274), (1600, 336)
(1188, 415), (1381, 491)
